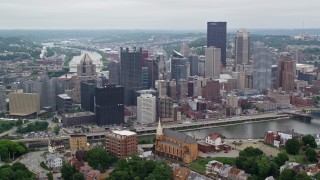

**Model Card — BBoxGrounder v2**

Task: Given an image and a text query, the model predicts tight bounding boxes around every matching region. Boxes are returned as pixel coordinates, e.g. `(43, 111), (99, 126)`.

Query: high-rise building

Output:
(207, 22), (227, 67)
(108, 61), (121, 85)
(141, 67), (149, 89)
(137, 94), (156, 125)
(177, 79), (187, 100)
(253, 45), (272, 90)
(245, 74), (253, 89)
(95, 84), (124, 126)
(180, 43), (190, 57)
(205, 47), (221, 78)
(120, 47), (142, 105)
(0, 85), (6, 112)
(74, 54), (97, 103)
(80, 80), (96, 113)
(69, 134), (87, 152)
(168, 80), (177, 100)
(156, 80), (167, 97)
(189, 55), (199, 76)
(201, 80), (221, 103)
(105, 130), (137, 158)
(198, 55), (205, 77)
(232, 71), (246, 90)
(170, 50), (188, 82)
(235, 29), (250, 65)
(141, 50), (148, 67)
(277, 54), (295, 92)
(157, 96), (174, 122)
(9, 92), (40, 117)
(56, 94), (72, 115)
(145, 58), (159, 89)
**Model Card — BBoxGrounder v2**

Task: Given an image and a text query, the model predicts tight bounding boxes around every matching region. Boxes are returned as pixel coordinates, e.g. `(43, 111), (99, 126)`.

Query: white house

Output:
(205, 133), (224, 150)
(48, 140), (64, 153)
(45, 154), (63, 171)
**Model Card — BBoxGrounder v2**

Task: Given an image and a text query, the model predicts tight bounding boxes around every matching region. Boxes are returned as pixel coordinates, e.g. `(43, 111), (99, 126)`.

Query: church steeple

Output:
(156, 118), (163, 136)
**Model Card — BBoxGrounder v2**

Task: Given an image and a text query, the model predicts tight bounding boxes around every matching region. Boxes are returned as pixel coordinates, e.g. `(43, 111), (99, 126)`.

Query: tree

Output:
(108, 171), (130, 180)
(239, 147), (263, 157)
(47, 172), (53, 180)
(302, 135), (317, 148)
(296, 172), (312, 180)
(274, 153), (289, 166)
(256, 156), (271, 177)
(279, 168), (296, 180)
(53, 125), (60, 135)
(86, 147), (117, 172)
(61, 163), (75, 180)
(73, 173), (85, 180)
(305, 148), (318, 163)
(15, 119), (23, 127)
(285, 139), (301, 155)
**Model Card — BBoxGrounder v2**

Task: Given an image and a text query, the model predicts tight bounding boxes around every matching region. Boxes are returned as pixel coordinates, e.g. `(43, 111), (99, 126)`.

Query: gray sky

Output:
(0, 0), (318, 29)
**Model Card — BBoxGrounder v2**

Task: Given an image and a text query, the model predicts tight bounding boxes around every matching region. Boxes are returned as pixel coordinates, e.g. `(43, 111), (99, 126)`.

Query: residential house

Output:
(264, 131), (281, 147)
(205, 133), (225, 151)
(280, 162), (300, 173)
(48, 140), (64, 153)
(220, 164), (232, 179)
(86, 170), (109, 180)
(79, 163), (92, 177)
(45, 154), (63, 171)
(228, 167), (245, 180)
(173, 167), (191, 180)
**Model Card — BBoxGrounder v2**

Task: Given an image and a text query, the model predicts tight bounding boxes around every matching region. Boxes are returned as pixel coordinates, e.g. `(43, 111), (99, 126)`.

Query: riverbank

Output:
(137, 113), (289, 137)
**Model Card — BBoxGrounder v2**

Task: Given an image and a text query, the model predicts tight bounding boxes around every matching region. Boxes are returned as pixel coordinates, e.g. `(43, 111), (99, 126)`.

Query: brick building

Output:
(105, 130), (137, 158)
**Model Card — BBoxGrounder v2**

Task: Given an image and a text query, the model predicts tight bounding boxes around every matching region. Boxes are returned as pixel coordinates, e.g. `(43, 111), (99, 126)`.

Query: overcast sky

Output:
(0, 0), (318, 29)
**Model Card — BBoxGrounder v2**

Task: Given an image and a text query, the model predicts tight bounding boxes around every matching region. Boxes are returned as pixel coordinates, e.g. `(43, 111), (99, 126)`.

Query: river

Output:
(184, 118), (320, 139)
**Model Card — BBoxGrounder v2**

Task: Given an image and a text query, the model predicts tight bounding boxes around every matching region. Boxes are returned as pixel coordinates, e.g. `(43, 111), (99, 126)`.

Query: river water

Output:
(184, 118), (320, 139)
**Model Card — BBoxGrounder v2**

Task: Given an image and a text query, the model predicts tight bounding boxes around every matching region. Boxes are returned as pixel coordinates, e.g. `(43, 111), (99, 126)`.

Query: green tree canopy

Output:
(285, 139), (301, 155)
(61, 163), (76, 180)
(305, 147), (318, 163)
(302, 135), (317, 148)
(274, 153), (289, 166)
(73, 173), (85, 180)
(86, 147), (117, 173)
(279, 168), (296, 180)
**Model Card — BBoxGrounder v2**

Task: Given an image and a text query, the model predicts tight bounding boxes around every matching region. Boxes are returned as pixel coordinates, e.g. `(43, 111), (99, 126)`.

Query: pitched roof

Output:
(163, 129), (196, 144)
(208, 133), (220, 140)
(80, 54), (93, 65)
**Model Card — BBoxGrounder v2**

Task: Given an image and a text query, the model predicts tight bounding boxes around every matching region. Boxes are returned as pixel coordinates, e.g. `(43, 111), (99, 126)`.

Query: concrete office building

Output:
(168, 80), (177, 100)
(202, 80), (221, 103)
(0, 85), (6, 112)
(157, 96), (174, 122)
(137, 94), (156, 125)
(69, 134), (87, 152)
(170, 50), (188, 82)
(177, 79), (187, 100)
(207, 22), (227, 67)
(156, 80), (167, 97)
(95, 84), (124, 126)
(56, 94), (72, 115)
(277, 54), (295, 92)
(62, 112), (96, 127)
(253, 45), (272, 90)
(108, 61), (121, 85)
(133, 89), (158, 106)
(235, 29), (250, 65)
(205, 47), (221, 78)
(120, 47), (142, 105)
(106, 130), (137, 158)
(232, 71), (246, 90)
(9, 92), (40, 117)
(80, 80), (96, 113)
(198, 55), (205, 77)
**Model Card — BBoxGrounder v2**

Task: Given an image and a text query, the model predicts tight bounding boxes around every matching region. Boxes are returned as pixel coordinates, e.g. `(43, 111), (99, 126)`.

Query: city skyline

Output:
(0, 0), (319, 29)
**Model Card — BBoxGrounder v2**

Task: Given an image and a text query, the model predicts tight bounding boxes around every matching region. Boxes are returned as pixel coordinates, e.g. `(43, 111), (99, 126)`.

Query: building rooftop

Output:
(57, 94), (72, 100)
(62, 111), (95, 118)
(163, 129), (196, 144)
(112, 130), (136, 136)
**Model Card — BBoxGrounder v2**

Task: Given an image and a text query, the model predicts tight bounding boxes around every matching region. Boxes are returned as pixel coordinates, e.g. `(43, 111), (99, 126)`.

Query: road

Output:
(19, 151), (48, 177)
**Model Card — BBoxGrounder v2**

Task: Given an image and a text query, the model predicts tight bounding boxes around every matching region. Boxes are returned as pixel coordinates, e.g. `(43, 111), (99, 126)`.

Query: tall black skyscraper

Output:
(95, 84), (124, 126)
(80, 80), (96, 113)
(207, 22), (227, 67)
(120, 47), (142, 105)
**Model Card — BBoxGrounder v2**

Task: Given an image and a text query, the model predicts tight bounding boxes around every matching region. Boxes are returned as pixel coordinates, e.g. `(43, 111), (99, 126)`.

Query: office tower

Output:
(62, 112), (95, 127)
(277, 54), (295, 92)
(105, 130), (137, 158)
(69, 134), (87, 152)
(189, 55), (199, 76)
(56, 94), (72, 115)
(245, 74), (253, 89)
(137, 94), (156, 125)
(177, 79), (187, 100)
(133, 89), (158, 106)
(80, 80), (96, 112)
(205, 47), (221, 78)
(170, 50), (188, 82)
(198, 55), (205, 76)
(188, 82), (194, 97)
(168, 80), (177, 100)
(95, 84), (124, 125)
(141, 50), (148, 67)
(207, 22), (227, 67)
(155, 52), (165, 80)
(180, 42), (190, 57)
(202, 79), (221, 103)
(9, 92), (40, 117)
(157, 96), (174, 122)
(232, 71), (246, 90)
(120, 47), (142, 105)
(74, 54), (97, 103)
(253, 45), (272, 90)
(141, 67), (149, 89)
(145, 58), (159, 89)
(235, 29), (250, 65)
(156, 80), (167, 97)
(0, 84), (6, 112)
(108, 61), (121, 85)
